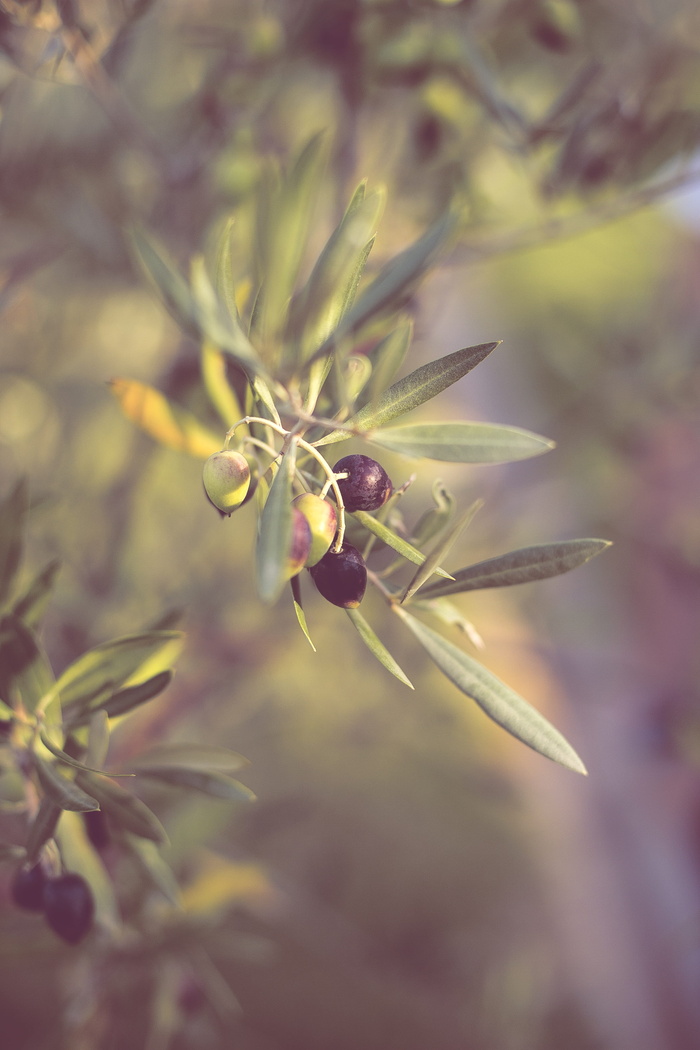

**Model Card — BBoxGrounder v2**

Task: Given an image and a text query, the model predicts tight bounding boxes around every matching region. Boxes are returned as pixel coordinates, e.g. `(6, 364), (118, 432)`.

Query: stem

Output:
(226, 417), (348, 551)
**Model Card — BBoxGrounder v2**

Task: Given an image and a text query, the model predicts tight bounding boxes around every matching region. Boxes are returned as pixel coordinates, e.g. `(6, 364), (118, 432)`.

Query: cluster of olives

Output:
(203, 447), (393, 609)
(11, 862), (94, 945)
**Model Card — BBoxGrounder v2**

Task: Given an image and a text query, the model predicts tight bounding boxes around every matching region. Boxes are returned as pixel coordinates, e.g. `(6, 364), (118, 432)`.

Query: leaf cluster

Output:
(113, 145), (611, 775)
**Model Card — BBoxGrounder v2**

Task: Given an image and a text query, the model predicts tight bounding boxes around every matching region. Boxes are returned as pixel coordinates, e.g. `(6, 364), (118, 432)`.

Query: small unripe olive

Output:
(332, 454), (392, 513)
(287, 507), (312, 579)
(309, 541), (367, 608)
(202, 450), (251, 515)
(43, 872), (95, 945)
(11, 863), (47, 912)
(291, 493), (337, 567)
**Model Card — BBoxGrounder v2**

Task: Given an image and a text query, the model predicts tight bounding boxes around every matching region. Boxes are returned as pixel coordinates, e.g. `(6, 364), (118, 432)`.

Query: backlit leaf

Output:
(315, 342), (499, 446)
(67, 670), (174, 726)
(57, 631), (183, 715)
(420, 539), (612, 599)
(110, 378), (221, 459)
(291, 574), (316, 651)
(256, 441), (296, 603)
(345, 608), (413, 688)
(12, 559), (61, 629)
(368, 421), (554, 462)
(397, 611), (587, 774)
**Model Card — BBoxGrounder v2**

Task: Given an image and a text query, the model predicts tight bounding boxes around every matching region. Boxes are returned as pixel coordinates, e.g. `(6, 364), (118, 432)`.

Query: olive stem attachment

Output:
(225, 417), (347, 551)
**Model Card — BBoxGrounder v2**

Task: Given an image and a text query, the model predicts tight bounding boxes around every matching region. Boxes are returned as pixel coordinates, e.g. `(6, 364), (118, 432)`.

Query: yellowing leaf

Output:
(110, 378), (221, 459)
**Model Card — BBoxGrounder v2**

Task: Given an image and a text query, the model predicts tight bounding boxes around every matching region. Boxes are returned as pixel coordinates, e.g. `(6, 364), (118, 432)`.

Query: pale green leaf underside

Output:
(315, 342), (499, 446)
(420, 539), (612, 599)
(135, 766), (256, 802)
(397, 611), (587, 774)
(368, 422), (554, 462)
(346, 608), (414, 688)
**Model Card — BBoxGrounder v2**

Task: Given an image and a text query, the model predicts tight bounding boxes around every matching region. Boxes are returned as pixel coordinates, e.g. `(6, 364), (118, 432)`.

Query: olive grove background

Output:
(3, 1), (700, 1048)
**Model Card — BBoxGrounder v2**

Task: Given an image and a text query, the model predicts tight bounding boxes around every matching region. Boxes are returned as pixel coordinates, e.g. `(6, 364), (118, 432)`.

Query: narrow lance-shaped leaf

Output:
(351, 511), (453, 579)
(12, 558), (61, 629)
(368, 422), (554, 463)
(410, 597), (485, 649)
(314, 342), (500, 446)
(34, 756), (101, 812)
(402, 500), (483, 604)
(0, 479), (28, 609)
(135, 766), (256, 802)
(110, 378), (221, 459)
(366, 319), (413, 407)
(291, 574), (316, 651)
(66, 670), (174, 727)
(345, 608), (413, 688)
(189, 255), (266, 377)
(77, 772), (168, 845)
(309, 210), (456, 365)
(201, 341), (243, 429)
(256, 441), (297, 603)
(420, 539), (612, 600)
(129, 743), (249, 774)
(39, 730), (134, 778)
(396, 610), (587, 775)
(25, 797), (62, 864)
(56, 631), (183, 714)
(0, 614), (55, 716)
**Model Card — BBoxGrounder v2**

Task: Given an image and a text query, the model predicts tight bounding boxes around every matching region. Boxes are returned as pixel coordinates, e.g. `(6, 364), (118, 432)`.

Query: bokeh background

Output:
(3, 1), (700, 1048)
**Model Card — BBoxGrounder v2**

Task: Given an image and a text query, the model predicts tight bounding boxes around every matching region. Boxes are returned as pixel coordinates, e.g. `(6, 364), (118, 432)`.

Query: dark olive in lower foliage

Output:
(11, 862), (47, 912)
(43, 872), (95, 945)
(332, 454), (392, 512)
(309, 541), (367, 608)
(83, 809), (110, 850)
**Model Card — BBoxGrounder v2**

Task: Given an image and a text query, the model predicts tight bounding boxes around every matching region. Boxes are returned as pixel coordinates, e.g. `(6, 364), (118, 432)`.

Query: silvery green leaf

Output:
(136, 767), (256, 802)
(397, 611), (587, 774)
(368, 421), (554, 462)
(315, 342), (499, 446)
(401, 500), (482, 604)
(346, 608), (413, 688)
(77, 772), (168, 845)
(34, 757), (100, 812)
(420, 539), (612, 599)
(351, 511), (453, 579)
(256, 442), (297, 603)
(130, 743), (249, 774)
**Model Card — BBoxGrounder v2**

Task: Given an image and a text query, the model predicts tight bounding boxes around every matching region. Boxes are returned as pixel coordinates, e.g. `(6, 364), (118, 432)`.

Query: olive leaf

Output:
(291, 574), (316, 651)
(0, 478), (28, 609)
(123, 835), (181, 906)
(368, 421), (554, 463)
(12, 558), (61, 629)
(129, 743), (249, 773)
(420, 539), (612, 599)
(256, 441), (297, 604)
(55, 810), (120, 930)
(77, 772), (169, 845)
(66, 670), (174, 727)
(110, 378), (222, 459)
(34, 756), (101, 812)
(25, 797), (62, 864)
(57, 631), (182, 715)
(345, 608), (414, 688)
(39, 730), (134, 778)
(396, 610), (587, 775)
(135, 766), (255, 802)
(0, 614), (55, 716)
(351, 511), (453, 579)
(401, 500), (483, 604)
(366, 319), (413, 407)
(201, 341), (243, 429)
(314, 342), (500, 446)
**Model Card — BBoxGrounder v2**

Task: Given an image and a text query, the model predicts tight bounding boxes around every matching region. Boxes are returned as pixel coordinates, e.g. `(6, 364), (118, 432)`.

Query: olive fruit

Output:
(286, 507), (313, 579)
(291, 493), (337, 567)
(202, 450), (251, 515)
(11, 862), (47, 912)
(332, 454), (392, 513)
(309, 541), (367, 608)
(43, 872), (95, 945)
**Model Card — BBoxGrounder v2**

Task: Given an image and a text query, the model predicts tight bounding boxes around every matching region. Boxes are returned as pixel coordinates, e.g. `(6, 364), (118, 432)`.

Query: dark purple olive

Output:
(43, 873), (95, 945)
(83, 809), (110, 851)
(308, 541), (367, 608)
(332, 454), (392, 513)
(11, 863), (47, 912)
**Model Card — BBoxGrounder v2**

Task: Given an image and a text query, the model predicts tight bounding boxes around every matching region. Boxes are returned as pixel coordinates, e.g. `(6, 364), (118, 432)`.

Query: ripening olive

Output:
(43, 872), (95, 945)
(332, 454), (392, 513)
(291, 493), (337, 566)
(309, 541), (367, 608)
(286, 507), (312, 579)
(11, 863), (47, 913)
(202, 450), (251, 515)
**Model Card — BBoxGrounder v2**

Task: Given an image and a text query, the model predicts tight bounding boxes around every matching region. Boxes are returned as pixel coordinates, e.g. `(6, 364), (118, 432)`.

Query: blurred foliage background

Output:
(3, 0), (700, 1048)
